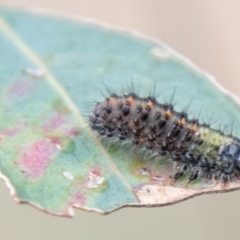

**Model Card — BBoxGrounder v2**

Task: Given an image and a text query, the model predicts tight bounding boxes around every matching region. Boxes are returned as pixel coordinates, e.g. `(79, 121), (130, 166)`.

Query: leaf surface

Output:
(0, 8), (240, 216)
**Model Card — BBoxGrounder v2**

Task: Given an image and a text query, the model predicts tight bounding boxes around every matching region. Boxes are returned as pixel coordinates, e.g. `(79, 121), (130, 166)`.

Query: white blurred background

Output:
(0, 1), (240, 240)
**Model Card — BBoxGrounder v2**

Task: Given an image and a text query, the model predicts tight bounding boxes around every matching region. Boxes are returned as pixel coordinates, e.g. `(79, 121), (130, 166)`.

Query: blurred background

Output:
(0, 1), (240, 240)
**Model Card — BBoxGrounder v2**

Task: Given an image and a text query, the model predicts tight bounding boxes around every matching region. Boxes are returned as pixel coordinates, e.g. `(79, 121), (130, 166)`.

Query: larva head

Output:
(218, 141), (240, 168)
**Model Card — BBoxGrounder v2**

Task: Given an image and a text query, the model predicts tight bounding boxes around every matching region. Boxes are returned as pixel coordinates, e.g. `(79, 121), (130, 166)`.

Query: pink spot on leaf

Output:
(0, 128), (21, 136)
(0, 135), (5, 145)
(90, 168), (101, 176)
(67, 127), (81, 138)
(86, 168), (105, 189)
(20, 139), (57, 178)
(71, 193), (86, 206)
(7, 79), (35, 98)
(0, 124), (26, 146)
(42, 114), (66, 132)
(46, 136), (63, 150)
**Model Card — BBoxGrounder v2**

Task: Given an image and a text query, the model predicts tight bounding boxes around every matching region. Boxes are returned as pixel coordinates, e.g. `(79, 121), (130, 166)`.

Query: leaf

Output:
(0, 7), (240, 217)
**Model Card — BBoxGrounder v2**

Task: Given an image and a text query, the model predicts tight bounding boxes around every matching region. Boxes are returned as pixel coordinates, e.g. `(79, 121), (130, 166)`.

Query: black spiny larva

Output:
(89, 92), (240, 185)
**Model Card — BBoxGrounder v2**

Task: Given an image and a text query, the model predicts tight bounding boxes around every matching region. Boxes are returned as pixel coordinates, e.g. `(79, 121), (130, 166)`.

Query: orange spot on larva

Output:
(191, 124), (198, 132)
(180, 118), (186, 127)
(109, 97), (117, 104)
(147, 101), (154, 109)
(127, 97), (134, 105)
(166, 110), (172, 118)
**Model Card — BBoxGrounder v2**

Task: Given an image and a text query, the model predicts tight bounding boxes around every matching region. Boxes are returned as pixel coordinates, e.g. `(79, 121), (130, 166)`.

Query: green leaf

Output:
(0, 7), (240, 217)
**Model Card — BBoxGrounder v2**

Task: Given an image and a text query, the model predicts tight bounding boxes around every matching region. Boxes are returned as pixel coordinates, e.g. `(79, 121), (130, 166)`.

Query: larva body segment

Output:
(89, 93), (240, 184)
